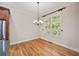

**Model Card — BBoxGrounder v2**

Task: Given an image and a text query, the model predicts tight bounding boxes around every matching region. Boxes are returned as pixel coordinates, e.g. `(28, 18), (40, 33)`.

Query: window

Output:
(44, 16), (50, 34)
(51, 16), (60, 35)
(44, 15), (61, 36)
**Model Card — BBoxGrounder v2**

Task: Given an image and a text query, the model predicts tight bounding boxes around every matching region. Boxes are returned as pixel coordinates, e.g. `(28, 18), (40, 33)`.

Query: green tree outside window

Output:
(44, 16), (51, 34)
(44, 15), (60, 36)
(51, 16), (60, 35)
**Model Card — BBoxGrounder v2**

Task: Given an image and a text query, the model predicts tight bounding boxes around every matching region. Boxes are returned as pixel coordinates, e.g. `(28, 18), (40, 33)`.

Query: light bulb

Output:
(33, 20), (38, 24)
(39, 20), (43, 24)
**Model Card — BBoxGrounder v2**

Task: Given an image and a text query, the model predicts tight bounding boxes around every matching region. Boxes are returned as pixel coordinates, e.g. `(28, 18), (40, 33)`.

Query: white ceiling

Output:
(0, 2), (75, 17)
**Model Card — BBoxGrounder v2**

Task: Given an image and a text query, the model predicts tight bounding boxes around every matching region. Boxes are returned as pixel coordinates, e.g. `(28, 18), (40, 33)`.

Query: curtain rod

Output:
(42, 7), (66, 17)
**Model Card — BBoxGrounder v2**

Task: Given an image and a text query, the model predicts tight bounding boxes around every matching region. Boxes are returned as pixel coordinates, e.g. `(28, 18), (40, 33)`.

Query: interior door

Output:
(0, 6), (10, 56)
(0, 6), (10, 40)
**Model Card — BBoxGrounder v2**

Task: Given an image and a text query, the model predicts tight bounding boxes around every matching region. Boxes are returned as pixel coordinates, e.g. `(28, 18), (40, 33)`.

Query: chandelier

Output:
(33, 2), (43, 25)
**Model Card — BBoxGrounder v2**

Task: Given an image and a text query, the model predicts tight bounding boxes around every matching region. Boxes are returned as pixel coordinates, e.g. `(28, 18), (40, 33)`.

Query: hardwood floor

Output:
(8, 38), (79, 56)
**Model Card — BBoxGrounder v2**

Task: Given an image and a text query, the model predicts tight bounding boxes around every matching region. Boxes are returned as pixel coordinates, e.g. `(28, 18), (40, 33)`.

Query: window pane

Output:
(44, 16), (50, 34)
(51, 16), (60, 35)
(56, 16), (60, 35)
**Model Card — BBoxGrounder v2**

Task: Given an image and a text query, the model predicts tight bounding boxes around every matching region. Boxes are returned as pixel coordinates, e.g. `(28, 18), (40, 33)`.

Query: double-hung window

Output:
(44, 14), (61, 37)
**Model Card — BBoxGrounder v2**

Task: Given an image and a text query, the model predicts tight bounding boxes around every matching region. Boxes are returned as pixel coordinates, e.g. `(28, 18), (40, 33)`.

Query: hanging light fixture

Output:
(33, 2), (43, 25)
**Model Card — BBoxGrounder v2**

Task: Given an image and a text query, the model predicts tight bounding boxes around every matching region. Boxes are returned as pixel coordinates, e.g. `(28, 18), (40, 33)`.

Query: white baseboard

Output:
(10, 37), (39, 45)
(40, 37), (79, 52)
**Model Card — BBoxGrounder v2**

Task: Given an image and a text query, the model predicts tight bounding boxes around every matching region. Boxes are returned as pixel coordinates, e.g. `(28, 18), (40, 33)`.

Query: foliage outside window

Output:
(44, 16), (50, 34)
(44, 15), (61, 36)
(51, 16), (60, 35)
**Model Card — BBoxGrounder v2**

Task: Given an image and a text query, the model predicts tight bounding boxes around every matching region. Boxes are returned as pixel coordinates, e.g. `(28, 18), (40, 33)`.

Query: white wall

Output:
(10, 9), (39, 45)
(41, 3), (79, 51)
(0, 3), (39, 45)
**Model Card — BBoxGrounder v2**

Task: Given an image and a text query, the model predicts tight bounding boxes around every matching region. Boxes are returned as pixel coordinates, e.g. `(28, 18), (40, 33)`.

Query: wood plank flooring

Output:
(8, 38), (79, 56)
